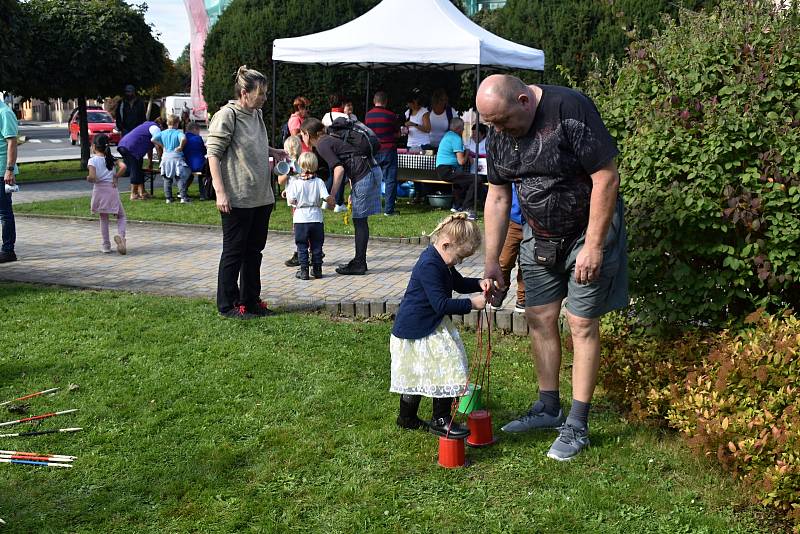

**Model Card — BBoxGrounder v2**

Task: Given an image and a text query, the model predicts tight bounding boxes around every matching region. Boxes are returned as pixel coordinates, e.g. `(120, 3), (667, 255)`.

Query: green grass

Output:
(0, 283), (778, 533)
(17, 160), (86, 183)
(14, 188), (465, 238)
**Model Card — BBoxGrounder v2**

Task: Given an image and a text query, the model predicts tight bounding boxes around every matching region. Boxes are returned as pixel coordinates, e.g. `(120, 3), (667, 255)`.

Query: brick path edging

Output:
(268, 297), (529, 336)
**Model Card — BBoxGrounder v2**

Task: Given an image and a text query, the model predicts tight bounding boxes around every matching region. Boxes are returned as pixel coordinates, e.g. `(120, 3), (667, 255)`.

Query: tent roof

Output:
(272, 0), (544, 71)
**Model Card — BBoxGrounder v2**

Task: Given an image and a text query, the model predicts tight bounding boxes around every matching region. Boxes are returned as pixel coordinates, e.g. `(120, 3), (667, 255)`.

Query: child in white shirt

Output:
(279, 136), (304, 267)
(286, 152), (333, 280)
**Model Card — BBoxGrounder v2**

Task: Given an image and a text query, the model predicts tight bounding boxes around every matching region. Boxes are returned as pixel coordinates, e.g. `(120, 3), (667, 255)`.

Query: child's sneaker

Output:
(514, 300), (526, 313)
(113, 235), (127, 255)
(180, 197), (191, 204)
(101, 244), (112, 254)
(165, 198), (174, 204)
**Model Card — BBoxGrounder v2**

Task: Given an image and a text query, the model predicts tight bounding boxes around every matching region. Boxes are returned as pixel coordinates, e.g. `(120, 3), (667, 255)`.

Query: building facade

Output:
(463, 0), (506, 16)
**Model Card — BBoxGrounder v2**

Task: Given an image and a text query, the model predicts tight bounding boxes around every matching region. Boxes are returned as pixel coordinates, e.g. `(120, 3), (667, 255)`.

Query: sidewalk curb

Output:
(14, 213), (433, 245)
(17, 177), (85, 185)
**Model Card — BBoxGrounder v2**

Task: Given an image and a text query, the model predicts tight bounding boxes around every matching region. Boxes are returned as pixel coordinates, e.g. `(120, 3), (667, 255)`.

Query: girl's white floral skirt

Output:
(389, 316), (468, 398)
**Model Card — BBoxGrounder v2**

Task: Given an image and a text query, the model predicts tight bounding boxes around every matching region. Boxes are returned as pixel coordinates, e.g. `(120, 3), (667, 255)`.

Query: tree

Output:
(142, 50), (183, 119)
(0, 0), (24, 90)
(11, 0), (165, 167)
(175, 44), (192, 94)
(473, 0), (718, 86)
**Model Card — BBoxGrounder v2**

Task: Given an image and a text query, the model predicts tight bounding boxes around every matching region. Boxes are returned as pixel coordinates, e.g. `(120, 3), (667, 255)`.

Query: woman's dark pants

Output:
(217, 203), (273, 313)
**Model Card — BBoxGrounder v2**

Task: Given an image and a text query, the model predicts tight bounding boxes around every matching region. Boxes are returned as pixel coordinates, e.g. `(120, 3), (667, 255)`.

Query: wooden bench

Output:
(397, 176), (489, 187)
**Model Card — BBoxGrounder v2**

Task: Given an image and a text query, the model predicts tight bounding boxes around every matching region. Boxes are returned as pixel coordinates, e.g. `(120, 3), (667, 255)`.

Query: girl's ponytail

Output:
(93, 134), (115, 171)
(429, 212), (482, 256)
(103, 144), (114, 171)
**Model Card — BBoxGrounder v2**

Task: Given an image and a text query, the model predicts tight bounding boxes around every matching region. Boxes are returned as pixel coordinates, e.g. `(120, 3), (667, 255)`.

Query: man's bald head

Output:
(476, 74), (536, 137)
(477, 74), (530, 107)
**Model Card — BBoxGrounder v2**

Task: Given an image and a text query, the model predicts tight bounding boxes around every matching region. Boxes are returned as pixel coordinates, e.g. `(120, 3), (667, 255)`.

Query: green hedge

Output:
(584, 0), (800, 326)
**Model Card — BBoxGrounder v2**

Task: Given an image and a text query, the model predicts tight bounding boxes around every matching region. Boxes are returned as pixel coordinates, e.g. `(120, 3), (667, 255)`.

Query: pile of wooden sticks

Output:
(0, 387), (82, 441)
(0, 386), (83, 525)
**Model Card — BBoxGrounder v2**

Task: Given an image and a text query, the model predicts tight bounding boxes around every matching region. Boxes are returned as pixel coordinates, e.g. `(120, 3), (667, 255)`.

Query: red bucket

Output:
(466, 410), (497, 447)
(438, 436), (466, 468)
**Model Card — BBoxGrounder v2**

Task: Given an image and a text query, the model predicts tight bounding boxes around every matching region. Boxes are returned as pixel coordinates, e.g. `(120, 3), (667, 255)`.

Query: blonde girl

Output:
(390, 212), (491, 438)
(280, 135), (305, 267)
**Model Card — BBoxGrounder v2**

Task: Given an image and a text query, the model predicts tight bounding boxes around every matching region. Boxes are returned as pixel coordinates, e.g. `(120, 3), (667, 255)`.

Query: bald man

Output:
(477, 74), (628, 461)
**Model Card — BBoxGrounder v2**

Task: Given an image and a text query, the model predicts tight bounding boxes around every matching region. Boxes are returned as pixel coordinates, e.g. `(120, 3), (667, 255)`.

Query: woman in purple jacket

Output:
(117, 118), (164, 200)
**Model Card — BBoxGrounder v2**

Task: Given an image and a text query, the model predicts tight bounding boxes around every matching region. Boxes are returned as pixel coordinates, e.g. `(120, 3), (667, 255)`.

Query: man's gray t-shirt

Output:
(487, 85), (618, 238)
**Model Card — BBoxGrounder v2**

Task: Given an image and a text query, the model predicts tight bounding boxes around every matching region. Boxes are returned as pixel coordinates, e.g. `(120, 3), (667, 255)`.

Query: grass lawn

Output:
(0, 283), (775, 533)
(14, 188), (469, 238)
(16, 160), (86, 183)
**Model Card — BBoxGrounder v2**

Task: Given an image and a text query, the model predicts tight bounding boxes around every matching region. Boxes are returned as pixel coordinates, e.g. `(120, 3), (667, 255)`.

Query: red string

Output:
(448, 304), (494, 436)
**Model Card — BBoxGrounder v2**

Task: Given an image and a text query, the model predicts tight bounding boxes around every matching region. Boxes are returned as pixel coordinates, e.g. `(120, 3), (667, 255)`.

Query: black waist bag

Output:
(533, 238), (559, 267)
(533, 234), (581, 267)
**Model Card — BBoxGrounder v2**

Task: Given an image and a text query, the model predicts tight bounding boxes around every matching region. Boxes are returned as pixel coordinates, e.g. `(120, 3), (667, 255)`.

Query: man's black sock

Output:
(566, 399), (591, 430)
(539, 389), (561, 417)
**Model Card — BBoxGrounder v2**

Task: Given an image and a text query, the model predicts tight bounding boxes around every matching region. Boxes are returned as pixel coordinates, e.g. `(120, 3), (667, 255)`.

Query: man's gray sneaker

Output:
(500, 401), (565, 433)
(546, 423), (590, 461)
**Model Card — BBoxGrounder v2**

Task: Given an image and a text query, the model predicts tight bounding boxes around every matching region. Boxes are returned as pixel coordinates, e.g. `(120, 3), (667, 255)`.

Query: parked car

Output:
(69, 108), (121, 145)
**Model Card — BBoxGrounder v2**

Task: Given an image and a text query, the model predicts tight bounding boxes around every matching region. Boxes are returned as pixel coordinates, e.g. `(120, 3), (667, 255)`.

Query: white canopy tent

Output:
(272, 0), (544, 70)
(270, 0), (545, 212)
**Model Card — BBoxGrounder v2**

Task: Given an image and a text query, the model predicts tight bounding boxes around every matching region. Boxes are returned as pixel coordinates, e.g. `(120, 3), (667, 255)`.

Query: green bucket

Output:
(458, 383), (483, 414)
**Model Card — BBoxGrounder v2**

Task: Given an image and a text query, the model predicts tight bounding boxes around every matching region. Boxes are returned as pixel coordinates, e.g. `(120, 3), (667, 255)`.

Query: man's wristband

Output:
(6, 165), (14, 172)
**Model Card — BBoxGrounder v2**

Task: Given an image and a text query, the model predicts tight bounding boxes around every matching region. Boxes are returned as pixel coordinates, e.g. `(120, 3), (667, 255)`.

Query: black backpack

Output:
(326, 117), (381, 161)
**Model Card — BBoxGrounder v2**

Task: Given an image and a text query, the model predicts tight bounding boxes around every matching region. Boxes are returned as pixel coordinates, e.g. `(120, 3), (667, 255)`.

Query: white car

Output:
(164, 94), (206, 124)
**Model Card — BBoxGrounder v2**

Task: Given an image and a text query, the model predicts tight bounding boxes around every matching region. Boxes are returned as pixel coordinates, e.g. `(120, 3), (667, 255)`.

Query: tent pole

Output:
(365, 66), (371, 117)
(271, 60), (277, 143)
(474, 63), (481, 216)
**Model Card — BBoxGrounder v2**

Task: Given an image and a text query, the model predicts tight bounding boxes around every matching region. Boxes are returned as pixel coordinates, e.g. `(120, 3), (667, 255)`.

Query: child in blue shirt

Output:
(152, 115), (190, 203)
(390, 212), (491, 438)
(183, 121), (207, 200)
(434, 118), (477, 219)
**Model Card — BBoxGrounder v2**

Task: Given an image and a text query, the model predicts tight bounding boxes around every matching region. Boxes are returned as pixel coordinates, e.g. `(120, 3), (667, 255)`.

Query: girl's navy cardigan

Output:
(392, 245), (482, 340)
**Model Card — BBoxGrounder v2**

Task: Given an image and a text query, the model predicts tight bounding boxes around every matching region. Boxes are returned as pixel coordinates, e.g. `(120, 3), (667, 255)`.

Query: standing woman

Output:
(300, 117), (382, 275)
(287, 96), (311, 137)
(403, 89), (431, 150)
(207, 65), (285, 318)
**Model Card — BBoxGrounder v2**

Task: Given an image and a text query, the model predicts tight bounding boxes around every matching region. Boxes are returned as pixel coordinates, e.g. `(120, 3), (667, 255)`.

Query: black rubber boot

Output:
(285, 252), (299, 267)
(429, 397), (469, 439)
(397, 394), (427, 430)
(295, 265), (310, 280)
(312, 264), (323, 279)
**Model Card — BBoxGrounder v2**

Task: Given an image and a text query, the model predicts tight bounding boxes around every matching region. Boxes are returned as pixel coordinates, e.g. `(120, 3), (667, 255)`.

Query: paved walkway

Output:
(0, 215), (503, 309)
(2, 179), (523, 329)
